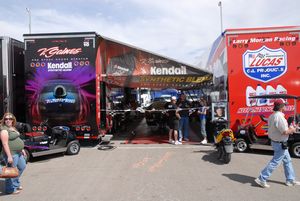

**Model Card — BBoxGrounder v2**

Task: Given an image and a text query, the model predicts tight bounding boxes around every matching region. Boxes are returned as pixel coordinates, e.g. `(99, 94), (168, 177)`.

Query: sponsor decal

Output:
(150, 66), (187, 75)
(139, 75), (211, 83)
(37, 46), (82, 58)
(45, 98), (76, 104)
(243, 46), (287, 82)
(47, 62), (73, 72)
(237, 105), (294, 115)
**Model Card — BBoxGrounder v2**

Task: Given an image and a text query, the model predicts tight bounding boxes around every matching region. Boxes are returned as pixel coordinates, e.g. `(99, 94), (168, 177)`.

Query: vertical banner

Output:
(24, 35), (97, 128)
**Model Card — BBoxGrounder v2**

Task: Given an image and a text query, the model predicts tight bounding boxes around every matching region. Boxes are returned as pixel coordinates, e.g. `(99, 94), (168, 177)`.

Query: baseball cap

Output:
(274, 98), (286, 106)
(171, 96), (177, 100)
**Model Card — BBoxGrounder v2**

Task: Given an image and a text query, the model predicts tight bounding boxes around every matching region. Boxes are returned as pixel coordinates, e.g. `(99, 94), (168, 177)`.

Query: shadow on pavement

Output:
(193, 149), (225, 165)
(28, 152), (65, 163)
(79, 140), (100, 148)
(222, 173), (256, 185)
(222, 173), (286, 187)
(245, 149), (274, 157)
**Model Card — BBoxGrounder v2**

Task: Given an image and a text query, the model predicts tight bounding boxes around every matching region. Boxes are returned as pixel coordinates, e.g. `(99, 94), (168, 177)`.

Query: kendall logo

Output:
(243, 46), (287, 82)
(47, 62), (73, 72)
(150, 66), (187, 75)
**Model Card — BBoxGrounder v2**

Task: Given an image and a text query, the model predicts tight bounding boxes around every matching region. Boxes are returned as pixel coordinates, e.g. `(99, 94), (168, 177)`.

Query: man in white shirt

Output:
(255, 98), (300, 188)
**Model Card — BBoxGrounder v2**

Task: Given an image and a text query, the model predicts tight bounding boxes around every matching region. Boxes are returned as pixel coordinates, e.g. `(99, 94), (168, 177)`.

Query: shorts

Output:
(168, 118), (179, 130)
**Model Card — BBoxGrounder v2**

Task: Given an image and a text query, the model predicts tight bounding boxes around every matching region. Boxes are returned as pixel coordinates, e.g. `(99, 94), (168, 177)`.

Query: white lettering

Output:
(232, 39), (248, 44)
(38, 47), (82, 58)
(47, 62), (73, 72)
(150, 66), (187, 75)
(45, 98), (76, 104)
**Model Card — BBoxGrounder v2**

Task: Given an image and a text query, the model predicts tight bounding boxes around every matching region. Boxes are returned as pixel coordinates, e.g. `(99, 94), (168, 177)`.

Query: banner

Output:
(101, 39), (212, 89)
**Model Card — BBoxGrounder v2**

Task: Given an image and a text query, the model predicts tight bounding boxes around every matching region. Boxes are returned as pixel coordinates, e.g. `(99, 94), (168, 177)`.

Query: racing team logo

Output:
(243, 46), (287, 82)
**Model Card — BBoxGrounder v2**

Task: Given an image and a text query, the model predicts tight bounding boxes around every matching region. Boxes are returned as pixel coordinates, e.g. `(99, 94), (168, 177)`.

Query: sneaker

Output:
(183, 138), (189, 142)
(178, 138), (182, 142)
(255, 178), (270, 188)
(286, 180), (300, 187)
(168, 140), (175, 144)
(174, 141), (182, 145)
(201, 139), (207, 144)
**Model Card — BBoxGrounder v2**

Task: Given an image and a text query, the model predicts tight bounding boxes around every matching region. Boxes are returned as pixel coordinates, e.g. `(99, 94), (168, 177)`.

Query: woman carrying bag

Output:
(0, 112), (26, 195)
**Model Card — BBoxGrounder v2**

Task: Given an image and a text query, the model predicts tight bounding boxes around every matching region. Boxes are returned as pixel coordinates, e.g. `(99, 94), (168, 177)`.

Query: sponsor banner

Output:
(103, 40), (212, 88)
(104, 74), (212, 89)
(24, 36), (97, 126)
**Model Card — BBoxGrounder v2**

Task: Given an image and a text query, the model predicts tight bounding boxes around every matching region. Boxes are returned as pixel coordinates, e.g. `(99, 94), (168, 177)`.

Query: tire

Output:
(223, 153), (231, 164)
(290, 142), (300, 158)
(24, 149), (31, 163)
(235, 138), (248, 152)
(66, 141), (80, 155)
(217, 146), (223, 159)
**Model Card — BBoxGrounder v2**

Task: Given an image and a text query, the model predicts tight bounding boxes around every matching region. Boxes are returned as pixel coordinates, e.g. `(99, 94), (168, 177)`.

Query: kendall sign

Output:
(242, 46), (287, 82)
(150, 66), (187, 75)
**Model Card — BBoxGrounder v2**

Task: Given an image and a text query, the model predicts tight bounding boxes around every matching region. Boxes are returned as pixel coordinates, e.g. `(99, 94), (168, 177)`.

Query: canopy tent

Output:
(97, 37), (212, 90)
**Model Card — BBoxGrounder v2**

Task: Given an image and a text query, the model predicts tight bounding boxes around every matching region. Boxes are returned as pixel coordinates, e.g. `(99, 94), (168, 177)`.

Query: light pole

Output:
(218, 1), (223, 34)
(26, 8), (31, 34)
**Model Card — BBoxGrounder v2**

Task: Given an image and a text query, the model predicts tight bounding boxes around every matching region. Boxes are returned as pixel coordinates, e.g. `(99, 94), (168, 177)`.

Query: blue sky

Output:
(1, 0), (299, 65)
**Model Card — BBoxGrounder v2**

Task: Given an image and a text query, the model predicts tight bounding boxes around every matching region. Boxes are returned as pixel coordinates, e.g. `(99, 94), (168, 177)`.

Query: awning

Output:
(98, 37), (212, 89)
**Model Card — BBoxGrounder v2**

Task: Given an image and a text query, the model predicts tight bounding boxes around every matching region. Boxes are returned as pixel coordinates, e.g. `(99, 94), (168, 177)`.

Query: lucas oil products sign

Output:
(24, 35), (97, 126)
(242, 46), (287, 82)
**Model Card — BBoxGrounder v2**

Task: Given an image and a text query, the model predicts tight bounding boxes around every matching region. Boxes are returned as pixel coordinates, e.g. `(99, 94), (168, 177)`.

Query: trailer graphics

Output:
(24, 33), (98, 139)
(206, 26), (300, 136)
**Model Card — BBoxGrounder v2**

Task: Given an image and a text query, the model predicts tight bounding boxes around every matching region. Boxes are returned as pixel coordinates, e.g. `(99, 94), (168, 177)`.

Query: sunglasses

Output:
(4, 118), (13, 121)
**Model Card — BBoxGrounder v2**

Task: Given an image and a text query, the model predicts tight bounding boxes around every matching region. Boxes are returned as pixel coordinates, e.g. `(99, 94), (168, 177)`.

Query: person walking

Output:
(165, 96), (181, 145)
(177, 94), (191, 142)
(0, 112), (27, 195)
(198, 98), (208, 144)
(255, 99), (300, 188)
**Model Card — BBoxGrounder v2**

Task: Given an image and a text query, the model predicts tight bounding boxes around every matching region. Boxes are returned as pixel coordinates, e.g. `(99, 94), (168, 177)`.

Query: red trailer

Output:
(206, 26), (300, 156)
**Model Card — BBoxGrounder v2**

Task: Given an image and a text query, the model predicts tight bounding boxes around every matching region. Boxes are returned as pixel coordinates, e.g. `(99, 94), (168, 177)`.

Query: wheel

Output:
(66, 141), (80, 155)
(217, 146), (223, 160)
(235, 138), (248, 152)
(24, 149), (31, 163)
(290, 142), (300, 158)
(223, 153), (231, 164)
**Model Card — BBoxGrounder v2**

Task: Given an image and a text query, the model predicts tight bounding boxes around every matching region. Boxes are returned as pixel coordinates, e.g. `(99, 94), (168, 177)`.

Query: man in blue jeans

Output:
(255, 99), (300, 188)
(177, 94), (191, 142)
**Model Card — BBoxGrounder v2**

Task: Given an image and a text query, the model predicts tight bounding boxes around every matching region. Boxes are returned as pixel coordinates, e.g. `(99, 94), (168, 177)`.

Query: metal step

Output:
(31, 147), (67, 157)
(250, 144), (273, 151)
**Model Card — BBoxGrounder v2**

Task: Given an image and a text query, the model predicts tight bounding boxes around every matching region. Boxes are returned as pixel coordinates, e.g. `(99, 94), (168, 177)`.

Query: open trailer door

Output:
(95, 37), (213, 142)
